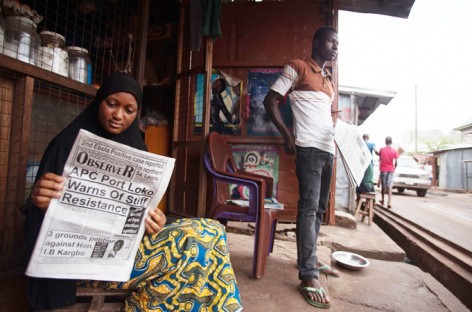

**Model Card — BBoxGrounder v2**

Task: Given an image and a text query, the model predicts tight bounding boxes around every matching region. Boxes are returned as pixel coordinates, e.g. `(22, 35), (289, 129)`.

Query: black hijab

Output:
(61, 73), (146, 149)
(22, 73), (146, 310)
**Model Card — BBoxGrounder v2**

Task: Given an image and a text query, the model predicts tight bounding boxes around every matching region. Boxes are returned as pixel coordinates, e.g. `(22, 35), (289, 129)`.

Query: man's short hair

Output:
(385, 136), (393, 145)
(313, 26), (338, 42)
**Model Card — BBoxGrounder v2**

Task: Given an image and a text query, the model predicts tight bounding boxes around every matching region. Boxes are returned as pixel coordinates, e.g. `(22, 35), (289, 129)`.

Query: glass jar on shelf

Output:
(0, 8), (5, 53)
(39, 31), (68, 77)
(67, 46), (91, 84)
(40, 31), (65, 49)
(3, 16), (40, 65)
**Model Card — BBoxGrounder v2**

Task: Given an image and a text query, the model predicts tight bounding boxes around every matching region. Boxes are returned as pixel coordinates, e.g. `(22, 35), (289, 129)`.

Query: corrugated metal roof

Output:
(432, 144), (472, 154)
(454, 118), (472, 132)
(338, 0), (415, 19)
(339, 85), (396, 125)
(223, 0), (416, 19)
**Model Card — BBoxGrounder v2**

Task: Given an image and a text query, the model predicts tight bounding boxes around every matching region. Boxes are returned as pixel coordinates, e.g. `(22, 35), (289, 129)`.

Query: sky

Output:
(338, 0), (472, 151)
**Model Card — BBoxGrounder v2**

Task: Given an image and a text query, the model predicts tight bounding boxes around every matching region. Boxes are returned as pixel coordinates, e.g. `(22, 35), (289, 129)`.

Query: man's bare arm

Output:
(263, 90), (296, 154)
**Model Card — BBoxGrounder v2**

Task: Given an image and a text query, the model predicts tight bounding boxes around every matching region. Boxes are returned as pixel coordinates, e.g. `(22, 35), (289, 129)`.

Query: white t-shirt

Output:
(271, 59), (335, 155)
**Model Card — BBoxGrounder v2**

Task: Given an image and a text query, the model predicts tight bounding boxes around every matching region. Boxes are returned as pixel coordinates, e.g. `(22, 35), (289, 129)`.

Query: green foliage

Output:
(422, 137), (451, 152)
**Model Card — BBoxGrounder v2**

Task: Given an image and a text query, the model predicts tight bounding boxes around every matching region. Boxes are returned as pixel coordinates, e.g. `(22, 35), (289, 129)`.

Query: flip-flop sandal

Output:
(298, 285), (331, 309)
(318, 264), (340, 278)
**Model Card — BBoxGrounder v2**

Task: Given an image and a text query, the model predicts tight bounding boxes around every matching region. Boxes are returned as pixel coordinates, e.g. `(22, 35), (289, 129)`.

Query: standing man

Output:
(264, 26), (338, 309)
(363, 134), (379, 159)
(378, 136), (398, 208)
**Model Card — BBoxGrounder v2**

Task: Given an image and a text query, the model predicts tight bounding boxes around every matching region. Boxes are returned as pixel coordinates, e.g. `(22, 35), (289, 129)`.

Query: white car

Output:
(393, 155), (431, 197)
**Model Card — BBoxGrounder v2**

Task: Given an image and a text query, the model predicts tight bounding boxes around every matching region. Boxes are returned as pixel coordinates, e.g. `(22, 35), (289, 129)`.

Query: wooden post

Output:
(197, 37), (213, 217)
(2, 75), (34, 269)
(136, 0), (150, 85)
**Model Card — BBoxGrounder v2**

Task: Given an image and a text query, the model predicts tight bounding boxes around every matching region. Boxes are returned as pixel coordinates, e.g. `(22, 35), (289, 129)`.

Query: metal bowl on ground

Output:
(332, 251), (370, 271)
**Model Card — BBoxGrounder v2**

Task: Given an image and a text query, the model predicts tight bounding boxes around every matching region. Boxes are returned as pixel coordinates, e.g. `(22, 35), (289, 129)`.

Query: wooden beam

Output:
(136, 0), (150, 85)
(168, 1), (186, 216)
(2, 75), (34, 269)
(13, 76), (34, 208)
(326, 0), (338, 225)
(0, 55), (96, 96)
(197, 38), (214, 218)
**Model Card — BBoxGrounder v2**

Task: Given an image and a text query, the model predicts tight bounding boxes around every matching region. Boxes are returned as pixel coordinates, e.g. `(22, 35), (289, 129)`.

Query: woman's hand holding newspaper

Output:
(31, 173), (64, 213)
(145, 208), (166, 235)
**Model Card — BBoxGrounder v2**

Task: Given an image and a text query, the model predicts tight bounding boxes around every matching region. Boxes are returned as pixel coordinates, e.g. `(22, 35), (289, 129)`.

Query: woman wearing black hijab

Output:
(23, 73), (242, 311)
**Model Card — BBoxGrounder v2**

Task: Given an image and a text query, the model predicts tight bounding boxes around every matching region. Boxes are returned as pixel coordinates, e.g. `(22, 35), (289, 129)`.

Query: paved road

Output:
(377, 187), (472, 252)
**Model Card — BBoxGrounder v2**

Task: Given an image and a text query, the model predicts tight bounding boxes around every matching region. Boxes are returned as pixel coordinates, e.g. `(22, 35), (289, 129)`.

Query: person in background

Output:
(356, 134), (379, 194)
(22, 73), (242, 312)
(263, 26), (338, 309)
(378, 136), (398, 208)
(356, 165), (375, 195)
(363, 134), (379, 159)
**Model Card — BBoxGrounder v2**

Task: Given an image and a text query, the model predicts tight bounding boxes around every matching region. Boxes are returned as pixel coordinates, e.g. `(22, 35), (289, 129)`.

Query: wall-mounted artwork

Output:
(247, 69), (292, 136)
(230, 144), (279, 199)
(194, 70), (242, 135)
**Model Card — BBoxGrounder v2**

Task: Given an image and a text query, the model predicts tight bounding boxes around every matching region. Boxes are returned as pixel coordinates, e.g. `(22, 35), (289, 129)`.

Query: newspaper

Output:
(26, 129), (175, 282)
(334, 120), (372, 186)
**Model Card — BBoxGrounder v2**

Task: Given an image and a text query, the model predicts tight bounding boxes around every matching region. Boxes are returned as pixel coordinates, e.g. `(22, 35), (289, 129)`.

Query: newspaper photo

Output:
(26, 129), (175, 282)
(334, 120), (372, 186)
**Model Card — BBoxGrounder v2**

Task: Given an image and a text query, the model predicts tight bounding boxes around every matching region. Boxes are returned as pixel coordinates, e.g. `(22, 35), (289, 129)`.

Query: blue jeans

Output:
(295, 146), (333, 281)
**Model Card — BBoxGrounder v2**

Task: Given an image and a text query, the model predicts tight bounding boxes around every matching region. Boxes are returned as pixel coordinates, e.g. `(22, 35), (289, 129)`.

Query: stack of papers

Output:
(226, 198), (284, 210)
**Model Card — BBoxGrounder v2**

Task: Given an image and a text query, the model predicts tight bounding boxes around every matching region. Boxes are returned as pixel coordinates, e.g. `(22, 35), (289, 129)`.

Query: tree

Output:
(422, 137), (451, 152)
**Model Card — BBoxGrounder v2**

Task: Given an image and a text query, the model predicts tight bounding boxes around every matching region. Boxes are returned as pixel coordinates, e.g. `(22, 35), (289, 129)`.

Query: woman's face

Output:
(98, 92), (138, 135)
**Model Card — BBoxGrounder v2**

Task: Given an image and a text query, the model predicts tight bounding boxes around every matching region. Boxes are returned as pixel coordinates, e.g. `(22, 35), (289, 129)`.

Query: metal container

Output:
(39, 31), (68, 76)
(3, 16), (40, 65)
(40, 31), (65, 49)
(332, 251), (370, 271)
(67, 46), (91, 84)
(0, 9), (5, 53)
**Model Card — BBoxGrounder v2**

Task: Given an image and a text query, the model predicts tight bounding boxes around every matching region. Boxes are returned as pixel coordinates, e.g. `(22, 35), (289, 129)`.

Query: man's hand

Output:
(145, 208), (166, 235)
(264, 90), (294, 153)
(31, 172), (64, 213)
(284, 133), (297, 155)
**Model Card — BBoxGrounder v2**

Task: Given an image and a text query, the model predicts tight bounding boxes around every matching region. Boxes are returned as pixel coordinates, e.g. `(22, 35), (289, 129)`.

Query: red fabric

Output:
(379, 146), (398, 172)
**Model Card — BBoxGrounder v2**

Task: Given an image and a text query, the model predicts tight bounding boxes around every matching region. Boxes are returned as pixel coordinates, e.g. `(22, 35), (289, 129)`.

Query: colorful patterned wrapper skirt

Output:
(82, 218), (242, 311)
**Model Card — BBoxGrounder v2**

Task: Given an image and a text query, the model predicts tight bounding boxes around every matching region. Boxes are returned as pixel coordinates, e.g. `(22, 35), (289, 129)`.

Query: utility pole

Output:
(415, 84), (418, 153)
